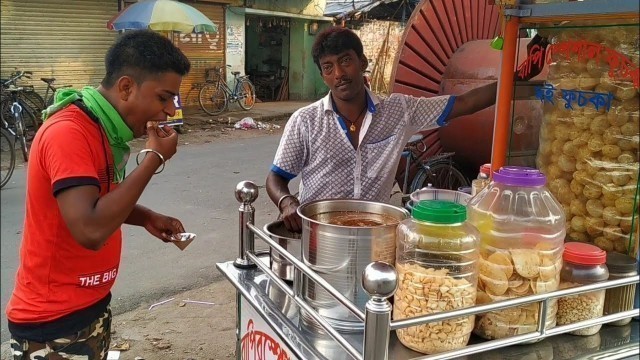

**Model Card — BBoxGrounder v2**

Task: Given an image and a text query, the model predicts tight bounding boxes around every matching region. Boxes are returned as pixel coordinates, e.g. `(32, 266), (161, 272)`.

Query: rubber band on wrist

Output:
(277, 194), (297, 212)
(136, 149), (165, 174)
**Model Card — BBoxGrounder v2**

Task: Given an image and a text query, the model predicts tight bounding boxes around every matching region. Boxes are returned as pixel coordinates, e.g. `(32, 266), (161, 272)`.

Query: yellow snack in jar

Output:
(594, 236), (614, 252)
(622, 97), (640, 112)
(539, 142), (552, 158)
(602, 184), (625, 198)
(540, 124), (555, 141)
(570, 179), (585, 195)
(617, 152), (636, 164)
(603, 226), (625, 241)
(572, 115), (591, 130)
(603, 197), (617, 208)
(602, 127), (622, 145)
(554, 124), (572, 141)
(585, 217), (604, 236)
(587, 135), (605, 152)
(575, 147), (593, 162)
(570, 216), (587, 233)
(558, 154), (577, 172)
(570, 198), (587, 216)
(617, 137), (638, 151)
(585, 159), (602, 176)
(547, 164), (564, 180)
(620, 217), (638, 234)
(615, 197), (635, 215)
(613, 238), (629, 253)
(586, 199), (605, 218)
(550, 178), (570, 195)
(628, 166), (638, 181)
(607, 107), (629, 127)
(567, 127), (581, 141)
(578, 74), (599, 90)
(602, 207), (622, 226)
(599, 74), (618, 92)
(558, 189), (576, 204)
(585, 59), (603, 77)
(582, 184), (602, 199)
(590, 115), (610, 135)
(615, 85), (638, 101)
(601, 145), (622, 159)
(592, 172), (613, 186)
(567, 231), (589, 243)
(620, 122), (639, 137)
(611, 171), (630, 186)
(551, 139), (565, 155)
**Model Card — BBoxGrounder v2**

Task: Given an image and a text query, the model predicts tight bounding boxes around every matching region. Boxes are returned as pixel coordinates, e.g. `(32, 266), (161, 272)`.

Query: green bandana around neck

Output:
(43, 87), (134, 183)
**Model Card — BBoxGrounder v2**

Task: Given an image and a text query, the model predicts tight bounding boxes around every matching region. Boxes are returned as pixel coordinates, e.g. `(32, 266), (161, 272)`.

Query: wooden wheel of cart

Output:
(391, 0), (500, 183)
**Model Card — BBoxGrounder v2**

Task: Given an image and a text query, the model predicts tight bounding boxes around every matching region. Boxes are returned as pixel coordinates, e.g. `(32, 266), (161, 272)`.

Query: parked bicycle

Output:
(396, 133), (469, 204)
(0, 125), (15, 189)
(41, 77), (72, 107)
(1, 71), (43, 131)
(198, 65), (256, 115)
(4, 86), (34, 162)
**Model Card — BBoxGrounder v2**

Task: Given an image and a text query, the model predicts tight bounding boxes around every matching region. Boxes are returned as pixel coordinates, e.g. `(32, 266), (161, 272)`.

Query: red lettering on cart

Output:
(546, 40), (639, 89)
(241, 319), (291, 360)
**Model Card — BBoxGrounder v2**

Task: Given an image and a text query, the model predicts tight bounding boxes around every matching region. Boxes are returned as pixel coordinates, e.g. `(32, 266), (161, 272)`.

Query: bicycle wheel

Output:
(235, 79), (256, 110)
(20, 90), (45, 114)
(410, 160), (469, 193)
(0, 128), (16, 188)
(198, 83), (227, 115)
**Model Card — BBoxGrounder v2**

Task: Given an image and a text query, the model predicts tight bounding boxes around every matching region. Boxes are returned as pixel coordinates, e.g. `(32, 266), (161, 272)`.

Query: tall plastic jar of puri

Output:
(394, 200), (479, 354)
(468, 166), (566, 340)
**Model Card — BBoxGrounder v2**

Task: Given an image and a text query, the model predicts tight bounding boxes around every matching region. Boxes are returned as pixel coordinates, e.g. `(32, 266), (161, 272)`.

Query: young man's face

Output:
(319, 50), (367, 101)
(117, 72), (182, 138)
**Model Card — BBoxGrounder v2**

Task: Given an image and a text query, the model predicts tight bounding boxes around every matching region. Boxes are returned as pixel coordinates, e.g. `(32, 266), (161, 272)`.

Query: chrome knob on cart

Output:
(216, 181), (640, 360)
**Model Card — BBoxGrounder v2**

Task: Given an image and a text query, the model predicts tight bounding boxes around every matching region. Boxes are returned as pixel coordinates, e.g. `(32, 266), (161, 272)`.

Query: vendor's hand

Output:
(143, 211), (186, 242)
(146, 122), (178, 161)
(281, 198), (302, 233)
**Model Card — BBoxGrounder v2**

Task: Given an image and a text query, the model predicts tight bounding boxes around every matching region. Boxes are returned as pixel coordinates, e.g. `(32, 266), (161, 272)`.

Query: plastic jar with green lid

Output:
(394, 200), (479, 354)
(557, 242), (609, 336)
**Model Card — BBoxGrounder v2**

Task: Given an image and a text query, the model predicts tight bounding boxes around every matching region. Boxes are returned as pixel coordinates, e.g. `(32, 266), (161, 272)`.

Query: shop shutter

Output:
(0, 0), (118, 94)
(171, 2), (226, 106)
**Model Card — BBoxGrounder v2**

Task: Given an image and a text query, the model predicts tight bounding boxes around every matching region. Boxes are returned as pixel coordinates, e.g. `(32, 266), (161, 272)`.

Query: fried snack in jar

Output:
(557, 243), (608, 336)
(394, 200), (478, 354)
(468, 167), (564, 341)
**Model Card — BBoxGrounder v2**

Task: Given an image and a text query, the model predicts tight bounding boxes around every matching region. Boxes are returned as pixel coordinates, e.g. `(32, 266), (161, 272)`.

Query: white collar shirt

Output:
(270, 88), (456, 204)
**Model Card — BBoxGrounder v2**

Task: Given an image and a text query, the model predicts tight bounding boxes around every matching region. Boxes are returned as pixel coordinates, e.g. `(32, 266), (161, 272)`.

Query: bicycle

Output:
(41, 77), (72, 107)
(4, 86), (34, 162)
(1, 71), (43, 131)
(396, 133), (469, 205)
(198, 65), (256, 115)
(0, 126), (16, 189)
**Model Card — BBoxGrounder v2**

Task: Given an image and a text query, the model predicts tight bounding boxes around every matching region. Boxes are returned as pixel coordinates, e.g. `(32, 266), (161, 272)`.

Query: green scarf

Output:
(43, 87), (134, 183)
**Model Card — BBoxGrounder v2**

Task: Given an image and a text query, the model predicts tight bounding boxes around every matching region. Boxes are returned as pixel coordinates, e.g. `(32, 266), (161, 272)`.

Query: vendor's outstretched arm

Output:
(266, 171), (302, 232)
(446, 81), (498, 121)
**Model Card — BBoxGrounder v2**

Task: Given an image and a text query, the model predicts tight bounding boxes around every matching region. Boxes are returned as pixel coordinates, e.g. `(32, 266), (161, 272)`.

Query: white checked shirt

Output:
(270, 88), (455, 204)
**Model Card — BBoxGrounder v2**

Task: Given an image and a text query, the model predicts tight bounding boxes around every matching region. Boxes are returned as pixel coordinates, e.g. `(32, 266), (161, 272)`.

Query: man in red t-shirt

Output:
(6, 30), (191, 360)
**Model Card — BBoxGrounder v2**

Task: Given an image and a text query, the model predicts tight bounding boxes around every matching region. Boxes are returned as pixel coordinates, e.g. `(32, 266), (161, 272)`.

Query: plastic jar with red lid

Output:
(557, 242), (609, 336)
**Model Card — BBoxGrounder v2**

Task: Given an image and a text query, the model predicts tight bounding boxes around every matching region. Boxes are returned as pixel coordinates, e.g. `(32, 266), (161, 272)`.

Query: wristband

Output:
(277, 194), (298, 212)
(136, 149), (165, 174)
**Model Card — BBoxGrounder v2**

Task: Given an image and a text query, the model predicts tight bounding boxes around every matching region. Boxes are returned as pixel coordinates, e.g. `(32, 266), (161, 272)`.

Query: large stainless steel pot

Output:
(263, 221), (301, 282)
(297, 199), (409, 332)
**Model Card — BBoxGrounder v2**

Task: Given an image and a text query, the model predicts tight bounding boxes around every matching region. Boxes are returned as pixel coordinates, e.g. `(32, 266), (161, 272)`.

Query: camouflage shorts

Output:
(10, 305), (112, 360)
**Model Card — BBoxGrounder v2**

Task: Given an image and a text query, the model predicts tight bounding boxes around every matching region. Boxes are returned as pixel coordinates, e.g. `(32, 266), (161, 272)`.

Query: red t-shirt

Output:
(7, 105), (123, 324)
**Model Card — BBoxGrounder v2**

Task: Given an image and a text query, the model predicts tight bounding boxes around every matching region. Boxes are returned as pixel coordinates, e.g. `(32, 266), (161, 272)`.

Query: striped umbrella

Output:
(107, 0), (217, 33)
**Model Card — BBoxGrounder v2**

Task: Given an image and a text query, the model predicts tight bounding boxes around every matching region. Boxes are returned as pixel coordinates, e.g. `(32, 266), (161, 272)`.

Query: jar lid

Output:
(606, 252), (638, 274)
(412, 200), (466, 224)
(492, 166), (546, 187)
(480, 163), (492, 176)
(563, 242), (607, 265)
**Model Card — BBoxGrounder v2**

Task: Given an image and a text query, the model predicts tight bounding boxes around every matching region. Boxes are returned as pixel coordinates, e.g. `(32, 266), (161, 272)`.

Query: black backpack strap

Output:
(72, 100), (101, 125)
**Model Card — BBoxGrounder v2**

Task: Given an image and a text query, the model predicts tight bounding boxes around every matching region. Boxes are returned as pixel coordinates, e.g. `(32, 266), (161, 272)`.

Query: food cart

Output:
(216, 1), (639, 359)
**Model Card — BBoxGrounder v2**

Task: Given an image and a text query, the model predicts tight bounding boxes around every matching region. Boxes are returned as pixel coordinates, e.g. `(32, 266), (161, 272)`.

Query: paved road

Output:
(0, 134), (297, 341)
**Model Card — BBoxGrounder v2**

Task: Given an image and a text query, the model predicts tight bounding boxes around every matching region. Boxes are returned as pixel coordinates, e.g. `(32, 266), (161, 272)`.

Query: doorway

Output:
(245, 15), (291, 102)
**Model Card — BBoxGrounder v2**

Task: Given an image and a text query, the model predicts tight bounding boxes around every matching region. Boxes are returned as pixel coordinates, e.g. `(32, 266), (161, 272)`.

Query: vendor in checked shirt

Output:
(266, 26), (546, 232)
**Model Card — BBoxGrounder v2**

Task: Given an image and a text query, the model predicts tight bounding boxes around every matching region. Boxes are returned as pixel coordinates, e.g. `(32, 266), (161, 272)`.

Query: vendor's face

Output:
(319, 50), (367, 101)
(115, 72), (182, 138)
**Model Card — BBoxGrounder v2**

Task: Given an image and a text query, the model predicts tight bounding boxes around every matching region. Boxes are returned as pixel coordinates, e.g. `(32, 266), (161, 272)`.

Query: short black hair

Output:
(312, 27), (364, 70)
(102, 30), (191, 88)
